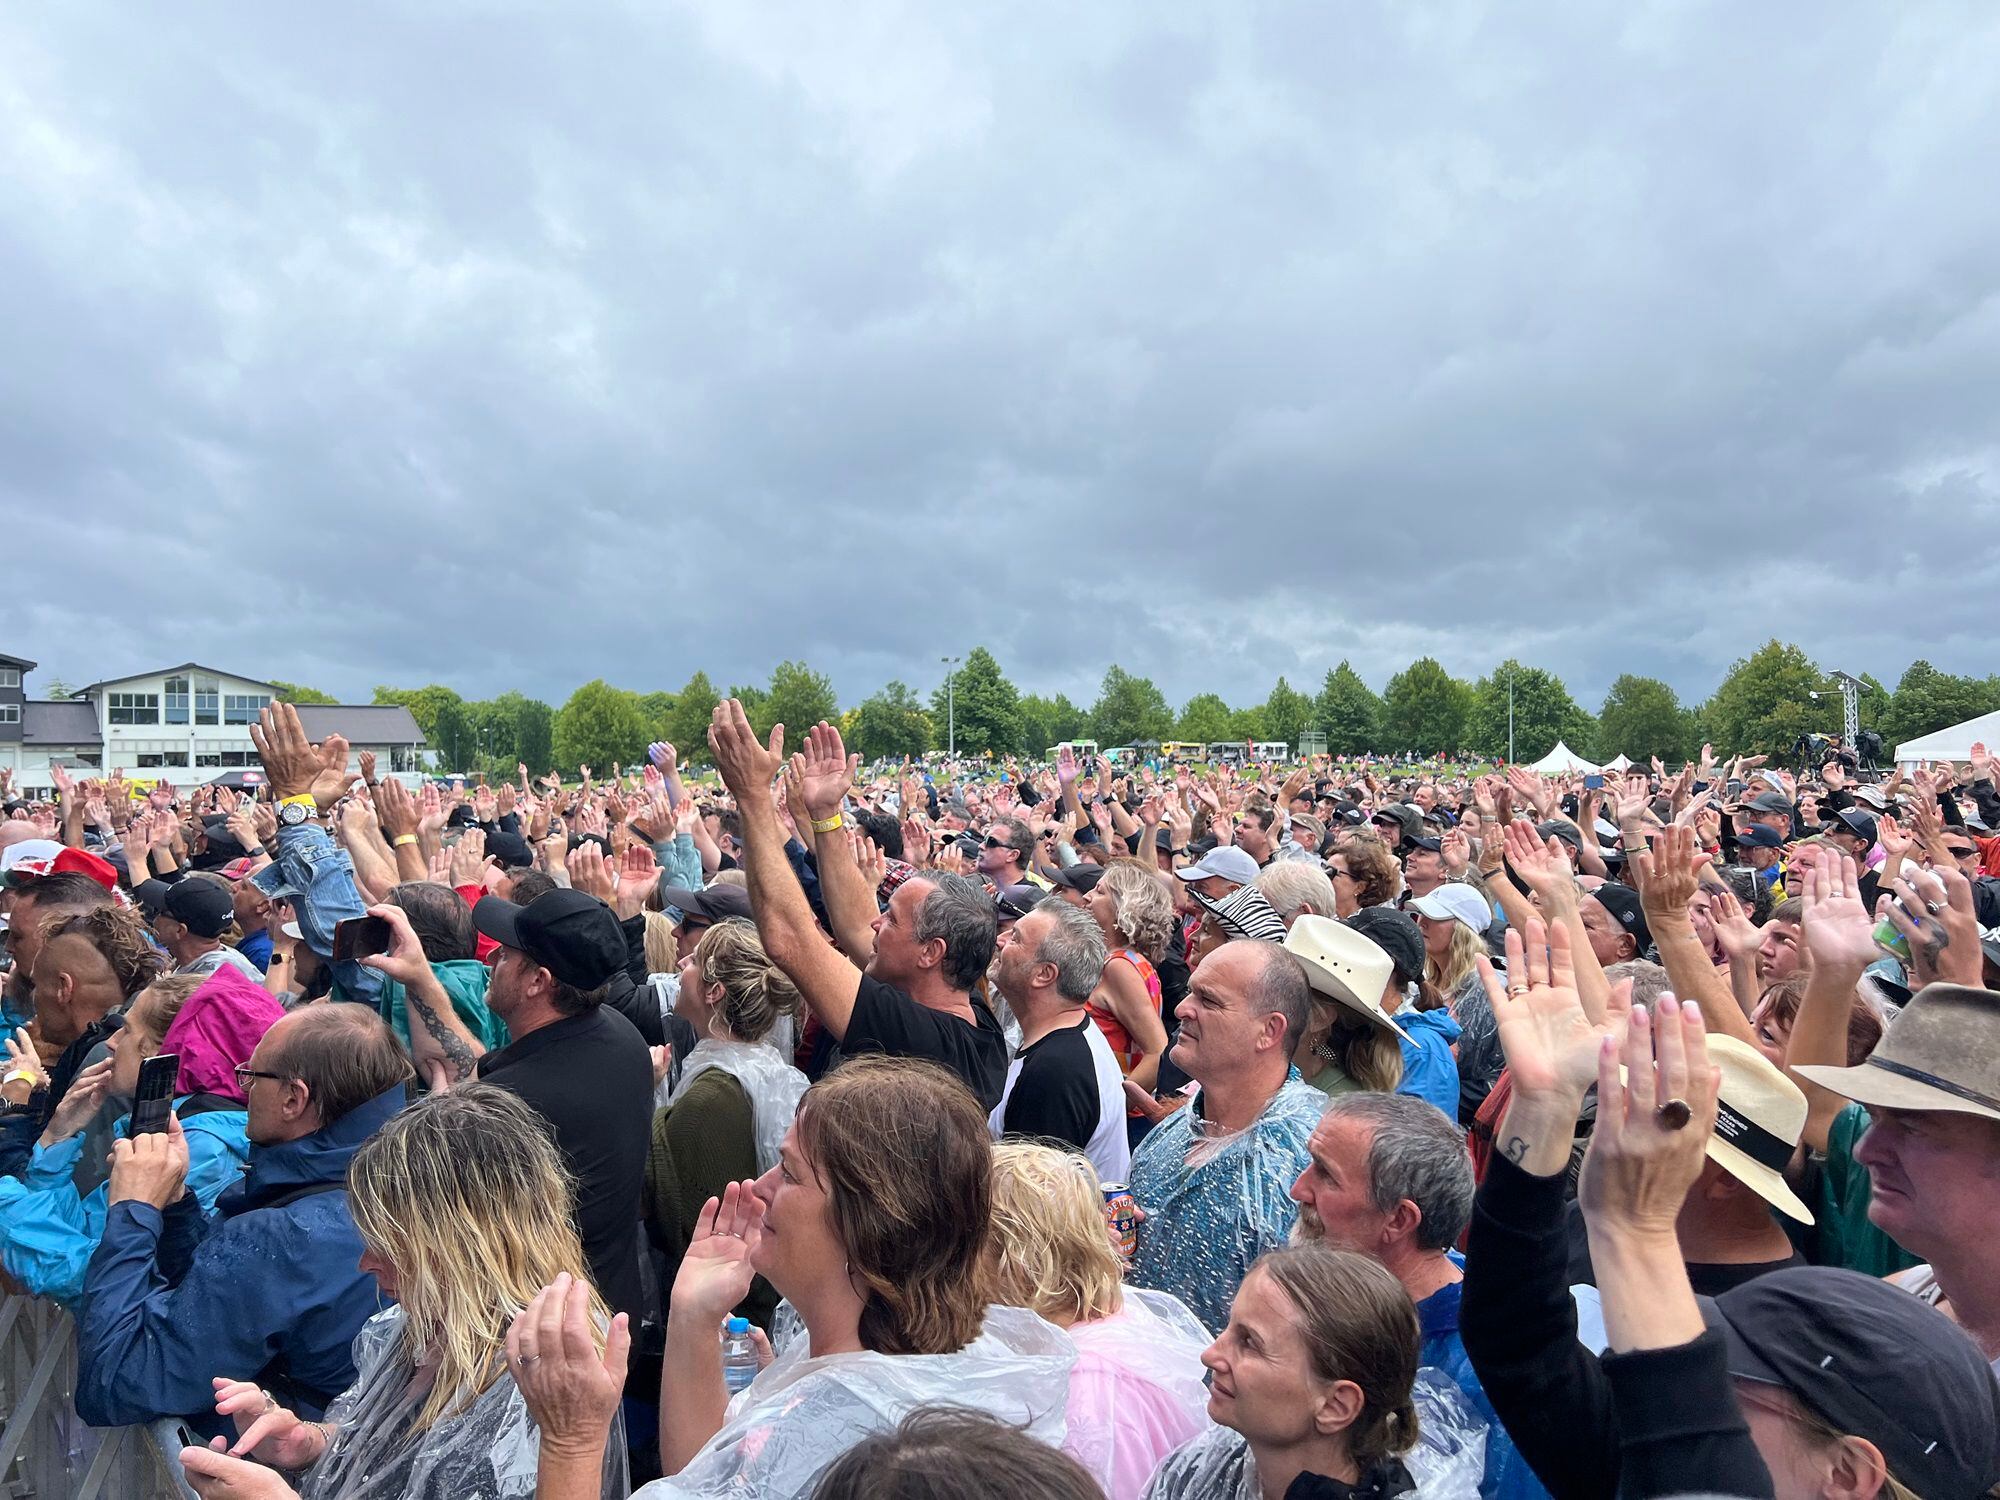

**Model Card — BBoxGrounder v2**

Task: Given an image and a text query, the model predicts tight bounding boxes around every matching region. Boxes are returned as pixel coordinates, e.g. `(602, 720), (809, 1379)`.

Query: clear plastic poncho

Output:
(1140, 1368), (1488, 1500)
(633, 1304), (1076, 1500)
(1064, 1289), (1215, 1500)
(302, 1308), (627, 1500)
(667, 1038), (809, 1176)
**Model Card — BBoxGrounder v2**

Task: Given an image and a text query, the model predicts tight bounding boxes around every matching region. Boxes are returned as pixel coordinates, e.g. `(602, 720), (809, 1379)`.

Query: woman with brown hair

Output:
(1329, 838), (1401, 919)
(516, 1056), (1073, 1500)
(1143, 1243), (1485, 1499)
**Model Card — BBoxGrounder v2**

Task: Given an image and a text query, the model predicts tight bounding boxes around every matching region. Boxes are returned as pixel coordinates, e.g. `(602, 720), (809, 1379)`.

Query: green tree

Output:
(1259, 676), (1314, 755)
(1175, 693), (1235, 744)
(41, 677), (75, 700)
(1090, 664), (1173, 747)
(1466, 661), (1596, 762)
(1227, 706), (1269, 742)
(663, 672), (722, 764)
(497, 692), (555, 773)
(270, 680), (338, 705)
(1018, 693), (1088, 757)
(852, 681), (934, 761)
(636, 691), (677, 745)
(1382, 658), (1472, 755)
(1879, 660), (1999, 745)
(728, 683), (770, 739)
(553, 680), (649, 774)
(933, 647), (1021, 755)
(1313, 663), (1381, 757)
(759, 660), (839, 742)
(1697, 641), (1834, 757)
(1596, 676), (1691, 764)
(372, 685), (465, 746)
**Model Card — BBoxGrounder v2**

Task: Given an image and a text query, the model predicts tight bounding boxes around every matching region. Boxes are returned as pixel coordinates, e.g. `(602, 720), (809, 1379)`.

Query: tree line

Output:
(291, 643), (1997, 778)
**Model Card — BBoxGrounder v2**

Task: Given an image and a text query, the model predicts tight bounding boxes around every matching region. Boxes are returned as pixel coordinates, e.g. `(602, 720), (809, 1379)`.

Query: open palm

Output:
(1481, 918), (1630, 1099)
(670, 1181), (764, 1323)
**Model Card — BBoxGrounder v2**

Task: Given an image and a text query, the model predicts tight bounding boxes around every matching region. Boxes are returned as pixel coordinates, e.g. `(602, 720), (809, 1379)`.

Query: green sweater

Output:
(377, 959), (510, 1054)
(644, 1068), (778, 1331)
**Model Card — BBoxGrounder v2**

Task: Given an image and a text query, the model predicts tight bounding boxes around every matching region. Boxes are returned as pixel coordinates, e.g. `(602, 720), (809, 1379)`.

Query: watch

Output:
(277, 801), (313, 827)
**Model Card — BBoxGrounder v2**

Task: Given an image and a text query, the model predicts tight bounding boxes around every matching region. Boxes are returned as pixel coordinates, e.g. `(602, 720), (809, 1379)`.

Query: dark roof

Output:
(296, 704), (426, 745)
(75, 662), (280, 696)
(0, 654), (37, 671)
(23, 701), (102, 745)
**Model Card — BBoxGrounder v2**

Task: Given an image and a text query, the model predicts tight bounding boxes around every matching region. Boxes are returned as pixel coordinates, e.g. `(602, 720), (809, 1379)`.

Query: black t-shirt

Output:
(836, 975), (1007, 1112)
(1563, 1199), (1804, 1295)
(1000, 1016), (1103, 1150)
(478, 1006), (654, 1320)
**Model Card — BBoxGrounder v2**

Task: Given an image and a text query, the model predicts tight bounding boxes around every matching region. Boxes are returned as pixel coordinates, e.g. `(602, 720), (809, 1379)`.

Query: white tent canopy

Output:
(1602, 753), (1634, 772)
(1527, 741), (1602, 775)
(1895, 709), (2000, 766)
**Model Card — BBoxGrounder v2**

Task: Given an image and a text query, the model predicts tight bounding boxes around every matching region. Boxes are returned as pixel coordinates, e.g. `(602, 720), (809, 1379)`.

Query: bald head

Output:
(0, 820), (40, 854)
(29, 932), (124, 1047)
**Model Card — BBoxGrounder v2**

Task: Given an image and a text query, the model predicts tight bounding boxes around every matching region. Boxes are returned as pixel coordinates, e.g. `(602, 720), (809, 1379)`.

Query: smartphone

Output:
(1583, 774), (1605, 790)
(332, 915), (393, 964)
(131, 1053), (178, 1134)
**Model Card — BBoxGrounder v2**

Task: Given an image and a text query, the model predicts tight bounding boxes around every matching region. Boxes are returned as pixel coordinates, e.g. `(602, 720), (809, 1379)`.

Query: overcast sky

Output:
(4, 2), (1997, 716)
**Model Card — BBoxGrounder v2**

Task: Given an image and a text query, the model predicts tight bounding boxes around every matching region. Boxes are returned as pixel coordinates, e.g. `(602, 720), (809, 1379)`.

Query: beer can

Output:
(1102, 1183), (1137, 1262)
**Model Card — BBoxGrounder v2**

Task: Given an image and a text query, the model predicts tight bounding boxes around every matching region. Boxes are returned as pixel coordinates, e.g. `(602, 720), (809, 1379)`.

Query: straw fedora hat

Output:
(1699, 1034), (1814, 1225)
(1793, 983), (2000, 1124)
(1282, 914), (1412, 1042)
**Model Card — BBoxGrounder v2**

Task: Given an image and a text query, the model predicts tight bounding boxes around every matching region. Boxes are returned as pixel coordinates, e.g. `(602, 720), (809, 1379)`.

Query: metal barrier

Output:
(0, 1293), (191, 1500)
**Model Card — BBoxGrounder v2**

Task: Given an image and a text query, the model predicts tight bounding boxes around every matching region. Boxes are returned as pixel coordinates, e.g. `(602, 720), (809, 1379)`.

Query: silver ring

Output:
(1925, 900), (1943, 916)
(519, 1353), (540, 1365)
(1507, 984), (1530, 997)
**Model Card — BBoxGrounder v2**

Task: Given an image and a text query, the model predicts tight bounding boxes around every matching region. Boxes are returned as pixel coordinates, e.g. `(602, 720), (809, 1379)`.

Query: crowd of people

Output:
(2, 702), (1998, 1498)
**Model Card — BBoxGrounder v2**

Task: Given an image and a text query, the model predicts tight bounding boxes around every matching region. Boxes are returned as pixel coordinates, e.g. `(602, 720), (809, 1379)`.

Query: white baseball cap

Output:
(1173, 846), (1260, 887)
(1407, 883), (1493, 937)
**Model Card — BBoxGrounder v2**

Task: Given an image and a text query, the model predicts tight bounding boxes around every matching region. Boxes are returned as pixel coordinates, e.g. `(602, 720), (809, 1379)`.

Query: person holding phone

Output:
(0, 968), (280, 1306)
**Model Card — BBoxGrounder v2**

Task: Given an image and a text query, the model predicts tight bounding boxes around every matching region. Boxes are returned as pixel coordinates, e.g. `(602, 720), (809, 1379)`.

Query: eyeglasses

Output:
(233, 1065), (289, 1091)
(1329, 866), (1354, 880)
(1945, 846), (1978, 858)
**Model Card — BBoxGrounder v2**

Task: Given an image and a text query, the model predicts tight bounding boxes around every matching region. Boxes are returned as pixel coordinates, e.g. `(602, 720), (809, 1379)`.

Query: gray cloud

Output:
(4, 1), (1998, 717)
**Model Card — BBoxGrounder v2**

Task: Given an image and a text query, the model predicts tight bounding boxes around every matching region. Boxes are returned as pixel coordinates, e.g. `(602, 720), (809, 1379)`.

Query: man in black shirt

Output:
(708, 703), (1007, 1110)
(989, 897), (1127, 1182)
(365, 887), (652, 1321)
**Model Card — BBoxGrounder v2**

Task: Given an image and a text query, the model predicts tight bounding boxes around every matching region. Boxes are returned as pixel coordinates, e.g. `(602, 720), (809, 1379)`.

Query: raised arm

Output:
(792, 723), (880, 968)
(708, 702), (863, 1041)
(1632, 826), (1755, 1046)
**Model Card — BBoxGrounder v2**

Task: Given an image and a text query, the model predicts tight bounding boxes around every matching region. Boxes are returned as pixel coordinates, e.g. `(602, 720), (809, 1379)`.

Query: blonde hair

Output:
(987, 1142), (1123, 1327)
(692, 919), (801, 1043)
(1318, 1005), (1404, 1092)
(345, 1084), (601, 1433)
(1095, 861), (1174, 961)
(642, 910), (678, 976)
(126, 973), (206, 1044)
(1422, 920), (1484, 1002)
(1256, 862), (1339, 922)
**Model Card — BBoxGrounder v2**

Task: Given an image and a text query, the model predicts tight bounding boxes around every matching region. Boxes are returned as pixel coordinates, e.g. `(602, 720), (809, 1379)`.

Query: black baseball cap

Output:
(994, 884), (1041, 921)
(484, 829), (536, 869)
(1824, 808), (1878, 845)
(1735, 824), (1785, 850)
(1716, 1267), (2000, 1496)
(473, 889), (627, 989)
(657, 883), (754, 926)
(1405, 836), (1443, 854)
(1344, 905), (1425, 986)
(1588, 880), (1651, 955)
(1049, 863), (1105, 895)
(162, 878), (235, 938)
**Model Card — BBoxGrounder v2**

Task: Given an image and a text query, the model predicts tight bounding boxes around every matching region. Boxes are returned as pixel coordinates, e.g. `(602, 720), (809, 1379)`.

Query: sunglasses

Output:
(983, 835), (1011, 850)
(1945, 846), (1977, 858)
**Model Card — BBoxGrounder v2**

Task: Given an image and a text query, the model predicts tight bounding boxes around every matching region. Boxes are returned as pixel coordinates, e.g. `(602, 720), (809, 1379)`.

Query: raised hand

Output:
(1501, 818), (1571, 897)
(249, 704), (356, 810)
(795, 721), (857, 821)
(1630, 824), (1709, 921)
(107, 1110), (190, 1210)
(1578, 996), (1718, 1238)
(449, 828), (487, 889)
(1708, 889), (1763, 963)
(358, 750), (378, 786)
(669, 1180), (765, 1322)
(848, 827), (887, 888)
(615, 845), (657, 920)
(1476, 917), (1632, 1106)
(1441, 826), (1472, 876)
(506, 1272), (631, 1462)
(1880, 866), (1981, 988)
(707, 700), (785, 801)
(566, 842), (617, 905)
(1796, 848), (1882, 971)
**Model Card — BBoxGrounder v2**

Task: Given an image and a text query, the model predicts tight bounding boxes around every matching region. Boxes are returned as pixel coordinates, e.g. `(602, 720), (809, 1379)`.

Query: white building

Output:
(0, 655), (425, 797)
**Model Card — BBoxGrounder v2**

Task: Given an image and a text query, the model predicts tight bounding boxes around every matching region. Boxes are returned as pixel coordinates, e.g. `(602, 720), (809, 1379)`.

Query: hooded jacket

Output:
(74, 1083), (406, 1431)
(1393, 1006), (1463, 1120)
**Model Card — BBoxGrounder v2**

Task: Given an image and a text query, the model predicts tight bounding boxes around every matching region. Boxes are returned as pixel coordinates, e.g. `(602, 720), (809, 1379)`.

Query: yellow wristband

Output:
(279, 794), (316, 809)
(811, 814), (845, 834)
(393, 834), (418, 848)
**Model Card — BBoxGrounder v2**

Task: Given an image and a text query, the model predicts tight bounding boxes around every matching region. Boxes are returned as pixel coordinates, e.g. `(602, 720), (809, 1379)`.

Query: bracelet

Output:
(3, 1066), (41, 1089)
(393, 834), (418, 848)
(278, 794), (315, 810)
(811, 814), (845, 834)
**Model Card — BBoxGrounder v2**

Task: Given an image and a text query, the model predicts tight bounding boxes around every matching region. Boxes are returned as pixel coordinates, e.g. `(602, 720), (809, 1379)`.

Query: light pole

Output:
(940, 656), (961, 757)
(1507, 665), (1516, 765)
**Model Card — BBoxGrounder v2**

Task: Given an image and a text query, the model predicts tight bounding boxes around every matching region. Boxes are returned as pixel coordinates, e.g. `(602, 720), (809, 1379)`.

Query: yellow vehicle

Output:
(1160, 742), (1206, 762)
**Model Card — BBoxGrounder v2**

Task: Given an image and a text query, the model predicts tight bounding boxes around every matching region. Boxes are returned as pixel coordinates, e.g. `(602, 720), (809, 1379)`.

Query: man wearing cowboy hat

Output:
(1795, 983), (2000, 1368)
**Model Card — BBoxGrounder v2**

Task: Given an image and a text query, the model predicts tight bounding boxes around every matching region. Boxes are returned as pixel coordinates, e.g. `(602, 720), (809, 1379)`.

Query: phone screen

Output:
(131, 1052), (179, 1134)
(1583, 774), (1604, 789)
(332, 915), (393, 964)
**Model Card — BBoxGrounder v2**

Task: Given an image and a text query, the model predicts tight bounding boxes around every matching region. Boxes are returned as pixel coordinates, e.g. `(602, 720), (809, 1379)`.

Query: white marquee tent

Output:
(1894, 709), (2000, 766)
(1527, 741), (1602, 775)
(1602, 754), (1634, 772)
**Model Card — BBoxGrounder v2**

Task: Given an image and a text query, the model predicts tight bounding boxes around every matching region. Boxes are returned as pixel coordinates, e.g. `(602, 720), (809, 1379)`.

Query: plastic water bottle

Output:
(721, 1316), (758, 1395)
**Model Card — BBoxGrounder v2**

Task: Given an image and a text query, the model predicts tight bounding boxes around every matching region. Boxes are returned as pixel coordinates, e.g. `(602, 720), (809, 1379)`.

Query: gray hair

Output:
(911, 871), (1000, 991)
(1255, 862), (1339, 922)
(1030, 897), (1109, 1003)
(1321, 1092), (1474, 1252)
(1604, 959), (1672, 1009)
(1244, 942), (1314, 1060)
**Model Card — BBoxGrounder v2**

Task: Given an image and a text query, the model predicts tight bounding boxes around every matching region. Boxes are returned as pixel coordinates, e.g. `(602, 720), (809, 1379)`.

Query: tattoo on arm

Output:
(1501, 1135), (1529, 1165)
(410, 996), (478, 1081)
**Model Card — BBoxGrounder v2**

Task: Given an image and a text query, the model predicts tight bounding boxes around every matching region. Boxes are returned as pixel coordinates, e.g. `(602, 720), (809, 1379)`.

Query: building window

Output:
(391, 745), (421, 773)
(0, 668), (18, 688)
(164, 675), (190, 725)
(136, 750), (190, 769)
(109, 692), (160, 725)
(196, 749), (256, 768)
(223, 693), (271, 725)
(0, 704), (18, 723)
(195, 676), (219, 726)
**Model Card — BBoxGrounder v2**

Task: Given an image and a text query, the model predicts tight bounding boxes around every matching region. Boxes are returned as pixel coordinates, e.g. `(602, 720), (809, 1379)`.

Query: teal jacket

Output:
(0, 1098), (250, 1308)
(376, 959), (510, 1053)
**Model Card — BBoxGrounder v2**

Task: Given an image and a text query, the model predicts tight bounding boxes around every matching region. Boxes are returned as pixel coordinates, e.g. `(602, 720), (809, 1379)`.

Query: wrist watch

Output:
(277, 800), (314, 827)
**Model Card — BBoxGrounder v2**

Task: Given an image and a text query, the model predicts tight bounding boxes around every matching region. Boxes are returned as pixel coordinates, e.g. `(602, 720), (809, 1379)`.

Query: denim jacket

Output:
(250, 820), (381, 1005)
